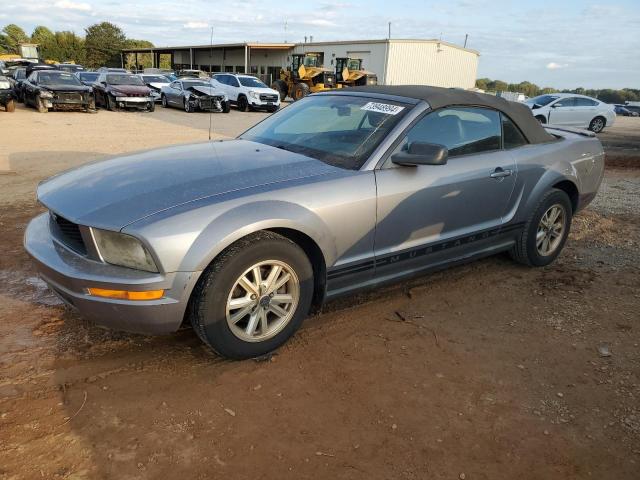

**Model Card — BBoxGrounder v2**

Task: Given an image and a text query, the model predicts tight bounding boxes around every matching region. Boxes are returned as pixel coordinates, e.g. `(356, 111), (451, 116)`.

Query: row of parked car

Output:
(0, 64), (282, 114)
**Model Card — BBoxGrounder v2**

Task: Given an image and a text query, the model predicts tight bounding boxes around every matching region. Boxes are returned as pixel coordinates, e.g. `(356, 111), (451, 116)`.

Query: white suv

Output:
(212, 73), (280, 112)
(525, 93), (615, 133)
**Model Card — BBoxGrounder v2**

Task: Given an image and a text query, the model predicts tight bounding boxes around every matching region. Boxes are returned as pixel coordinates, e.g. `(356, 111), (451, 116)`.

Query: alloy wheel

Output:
(226, 260), (300, 342)
(590, 118), (604, 133)
(536, 204), (566, 256)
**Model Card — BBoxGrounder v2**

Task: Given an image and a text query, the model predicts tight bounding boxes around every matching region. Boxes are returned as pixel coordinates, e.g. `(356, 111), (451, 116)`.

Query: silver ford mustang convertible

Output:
(25, 86), (604, 359)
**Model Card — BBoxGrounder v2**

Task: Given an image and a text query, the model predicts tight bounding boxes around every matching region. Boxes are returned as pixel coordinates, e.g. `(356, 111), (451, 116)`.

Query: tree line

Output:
(476, 78), (640, 105)
(0, 22), (156, 69)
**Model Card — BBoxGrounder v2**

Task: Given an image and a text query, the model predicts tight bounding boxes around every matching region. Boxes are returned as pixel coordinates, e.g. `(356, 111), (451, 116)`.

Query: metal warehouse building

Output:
(122, 38), (479, 89)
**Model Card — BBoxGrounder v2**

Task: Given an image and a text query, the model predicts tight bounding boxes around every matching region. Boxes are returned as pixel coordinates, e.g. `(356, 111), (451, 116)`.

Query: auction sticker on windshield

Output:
(361, 102), (405, 115)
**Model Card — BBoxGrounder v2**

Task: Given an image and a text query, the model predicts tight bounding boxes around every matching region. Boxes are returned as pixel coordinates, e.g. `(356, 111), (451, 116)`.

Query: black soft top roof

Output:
(346, 85), (555, 144)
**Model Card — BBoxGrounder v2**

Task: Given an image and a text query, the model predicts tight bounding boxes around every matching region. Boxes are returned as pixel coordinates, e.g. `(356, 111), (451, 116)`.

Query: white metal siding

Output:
(385, 41), (478, 88)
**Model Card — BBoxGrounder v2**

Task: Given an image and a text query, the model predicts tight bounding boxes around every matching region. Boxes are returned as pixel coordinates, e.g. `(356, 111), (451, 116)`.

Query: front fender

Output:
(182, 200), (335, 272)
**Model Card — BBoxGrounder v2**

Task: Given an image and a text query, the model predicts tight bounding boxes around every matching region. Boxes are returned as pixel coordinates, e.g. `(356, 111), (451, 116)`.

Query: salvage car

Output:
(22, 70), (95, 113)
(525, 93), (615, 133)
(212, 73), (280, 112)
(93, 72), (154, 111)
(160, 78), (229, 113)
(137, 73), (170, 103)
(0, 74), (16, 112)
(24, 86), (604, 359)
(7, 67), (26, 101)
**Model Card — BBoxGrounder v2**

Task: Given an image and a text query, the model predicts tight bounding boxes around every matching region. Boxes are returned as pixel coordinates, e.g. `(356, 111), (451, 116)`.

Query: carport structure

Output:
(122, 42), (293, 83)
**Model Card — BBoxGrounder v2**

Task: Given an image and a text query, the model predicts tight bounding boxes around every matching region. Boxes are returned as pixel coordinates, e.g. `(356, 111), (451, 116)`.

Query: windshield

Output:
(303, 56), (319, 67)
(107, 74), (145, 86)
(13, 68), (26, 80)
(347, 59), (362, 70)
(142, 75), (169, 83)
(164, 73), (177, 81)
(240, 95), (410, 170)
(526, 95), (559, 107)
(239, 77), (267, 88)
(78, 72), (99, 82)
(38, 72), (83, 86)
(183, 80), (210, 88)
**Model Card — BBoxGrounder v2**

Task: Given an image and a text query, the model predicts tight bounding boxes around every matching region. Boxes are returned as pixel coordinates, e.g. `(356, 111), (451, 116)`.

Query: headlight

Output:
(40, 90), (53, 98)
(0, 80), (10, 89)
(91, 228), (158, 272)
(248, 90), (259, 99)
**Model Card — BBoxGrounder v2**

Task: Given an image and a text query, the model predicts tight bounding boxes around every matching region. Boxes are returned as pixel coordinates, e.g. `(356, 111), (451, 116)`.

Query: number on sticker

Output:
(361, 102), (405, 115)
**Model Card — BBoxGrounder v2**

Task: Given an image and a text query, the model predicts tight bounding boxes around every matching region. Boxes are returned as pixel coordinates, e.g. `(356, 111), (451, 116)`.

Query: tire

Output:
(510, 189), (572, 267)
(221, 100), (231, 113)
(85, 97), (96, 112)
(184, 97), (193, 113)
(105, 94), (115, 111)
(267, 105), (280, 113)
(36, 96), (48, 113)
(535, 115), (546, 124)
(588, 116), (605, 133)
(271, 80), (288, 102)
(161, 95), (168, 108)
(237, 95), (249, 112)
(5, 99), (15, 112)
(188, 231), (314, 360)
(148, 101), (155, 112)
(292, 82), (310, 101)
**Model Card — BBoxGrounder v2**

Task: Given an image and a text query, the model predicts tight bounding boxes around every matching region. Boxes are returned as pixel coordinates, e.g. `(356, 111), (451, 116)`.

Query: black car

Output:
(55, 63), (84, 73)
(22, 70), (95, 113)
(7, 67), (27, 102)
(0, 75), (16, 112)
(622, 104), (640, 116)
(76, 71), (100, 87)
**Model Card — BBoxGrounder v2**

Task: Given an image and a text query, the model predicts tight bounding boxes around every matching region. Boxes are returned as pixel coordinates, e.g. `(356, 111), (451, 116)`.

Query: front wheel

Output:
(36, 96), (48, 113)
(237, 95), (249, 112)
(535, 115), (546, 124)
(188, 231), (314, 359)
(221, 100), (230, 113)
(5, 99), (15, 112)
(105, 94), (115, 111)
(588, 116), (605, 133)
(184, 97), (193, 113)
(510, 189), (572, 267)
(161, 95), (168, 108)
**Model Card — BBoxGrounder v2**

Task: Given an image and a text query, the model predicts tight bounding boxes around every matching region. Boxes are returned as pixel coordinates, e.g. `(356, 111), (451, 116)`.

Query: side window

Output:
(28, 72), (38, 83)
(404, 107), (501, 158)
(501, 113), (528, 149)
(229, 76), (240, 87)
(575, 97), (598, 107)
(554, 97), (576, 108)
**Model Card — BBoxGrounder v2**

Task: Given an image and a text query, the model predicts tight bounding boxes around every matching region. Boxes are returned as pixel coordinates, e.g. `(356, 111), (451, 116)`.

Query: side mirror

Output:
(551, 103), (559, 108)
(391, 142), (448, 167)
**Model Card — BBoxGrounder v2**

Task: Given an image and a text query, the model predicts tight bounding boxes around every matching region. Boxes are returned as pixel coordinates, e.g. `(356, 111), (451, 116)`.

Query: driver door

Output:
(373, 107), (517, 280)
(548, 97), (578, 126)
(168, 81), (182, 105)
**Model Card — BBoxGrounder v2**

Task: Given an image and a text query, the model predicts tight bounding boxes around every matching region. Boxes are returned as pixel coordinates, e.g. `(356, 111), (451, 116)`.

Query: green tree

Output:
(475, 77), (490, 91)
(54, 31), (85, 63)
(84, 22), (126, 68)
(0, 24), (30, 54)
(31, 26), (56, 60)
(124, 38), (154, 70)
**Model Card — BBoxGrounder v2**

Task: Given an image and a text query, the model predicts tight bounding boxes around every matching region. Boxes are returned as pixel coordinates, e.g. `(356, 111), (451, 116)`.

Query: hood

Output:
(188, 85), (223, 96)
(148, 82), (168, 90)
(108, 84), (150, 95)
(37, 140), (343, 230)
(42, 84), (91, 93)
(246, 86), (280, 95)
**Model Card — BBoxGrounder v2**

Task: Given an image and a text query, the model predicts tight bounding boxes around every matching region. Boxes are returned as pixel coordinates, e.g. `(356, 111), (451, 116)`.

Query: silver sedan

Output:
(25, 86), (604, 359)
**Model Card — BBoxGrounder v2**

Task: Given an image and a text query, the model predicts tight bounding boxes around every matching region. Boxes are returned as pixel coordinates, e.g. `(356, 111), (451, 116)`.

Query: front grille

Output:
(259, 94), (279, 102)
(50, 212), (87, 255)
(54, 92), (84, 103)
(323, 73), (336, 87)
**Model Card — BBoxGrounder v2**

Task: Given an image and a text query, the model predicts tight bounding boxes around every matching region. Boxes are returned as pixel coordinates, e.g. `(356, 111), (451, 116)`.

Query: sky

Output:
(2, 0), (639, 89)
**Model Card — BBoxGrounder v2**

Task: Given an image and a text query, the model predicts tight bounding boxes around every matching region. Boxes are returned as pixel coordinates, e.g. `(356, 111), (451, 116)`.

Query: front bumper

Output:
(24, 213), (200, 335)
(0, 90), (14, 104)
(115, 96), (154, 109)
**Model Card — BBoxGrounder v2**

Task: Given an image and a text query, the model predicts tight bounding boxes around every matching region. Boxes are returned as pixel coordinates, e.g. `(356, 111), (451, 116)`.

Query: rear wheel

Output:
(271, 80), (288, 102)
(5, 99), (15, 112)
(237, 95), (249, 112)
(292, 82), (310, 101)
(188, 231), (314, 359)
(588, 116), (605, 133)
(510, 189), (572, 267)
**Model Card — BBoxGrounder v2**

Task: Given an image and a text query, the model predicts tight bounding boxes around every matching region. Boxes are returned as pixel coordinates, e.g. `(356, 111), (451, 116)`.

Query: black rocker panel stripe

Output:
(327, 222), (525, 280)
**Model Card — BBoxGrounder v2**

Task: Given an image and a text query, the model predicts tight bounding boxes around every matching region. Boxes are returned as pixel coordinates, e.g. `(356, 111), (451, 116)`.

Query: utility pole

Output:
(284, 20), (288, 43)
(464, 34), (468, 48)
(388, 22), (391, 39)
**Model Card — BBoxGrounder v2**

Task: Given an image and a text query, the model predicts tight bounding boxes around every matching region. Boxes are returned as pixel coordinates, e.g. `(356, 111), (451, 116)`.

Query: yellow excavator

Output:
(271, 52), (337, 101)
(335, 57), (377, 87)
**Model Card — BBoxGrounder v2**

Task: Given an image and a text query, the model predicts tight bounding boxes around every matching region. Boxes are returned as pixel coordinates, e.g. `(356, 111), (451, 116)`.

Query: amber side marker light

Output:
(87, 288), (164, 301)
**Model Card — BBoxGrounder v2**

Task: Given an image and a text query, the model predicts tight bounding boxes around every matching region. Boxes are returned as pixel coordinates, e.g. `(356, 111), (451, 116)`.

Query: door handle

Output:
(490, 168), (513, 179)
